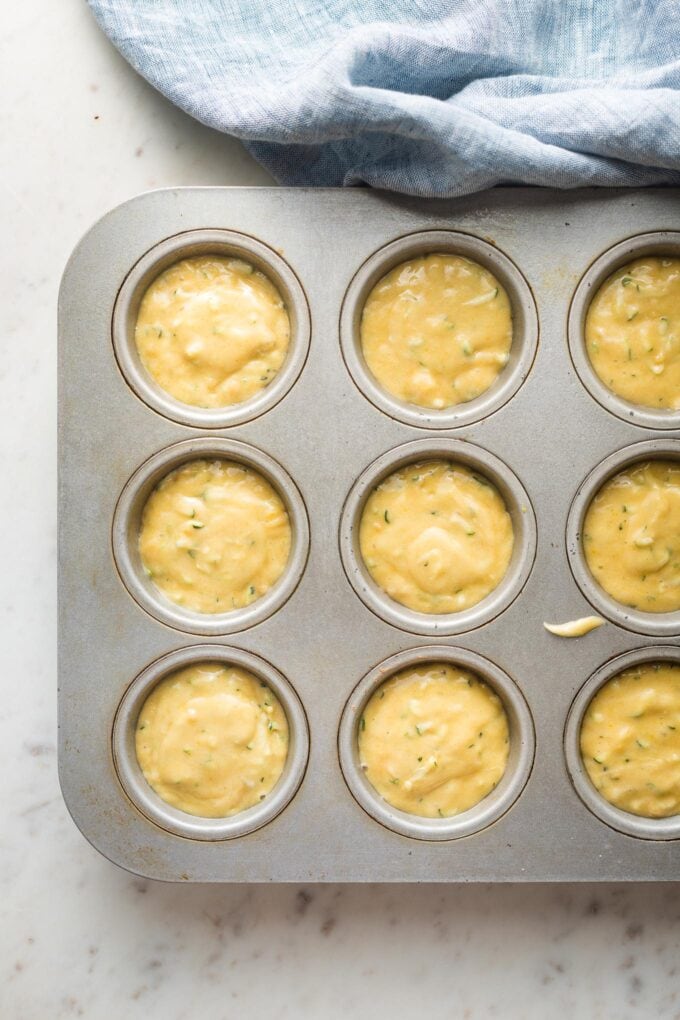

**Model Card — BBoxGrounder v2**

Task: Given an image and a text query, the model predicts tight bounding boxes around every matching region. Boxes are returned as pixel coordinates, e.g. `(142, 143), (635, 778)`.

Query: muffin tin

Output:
(58, 187), (680, 881)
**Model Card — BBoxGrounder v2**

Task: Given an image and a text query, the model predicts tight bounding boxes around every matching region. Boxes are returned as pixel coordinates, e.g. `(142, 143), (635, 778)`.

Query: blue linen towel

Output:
(89, 0), (680, 198)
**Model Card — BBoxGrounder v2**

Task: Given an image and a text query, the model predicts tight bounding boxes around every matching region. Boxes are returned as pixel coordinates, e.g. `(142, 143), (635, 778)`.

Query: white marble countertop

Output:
(2, 2), (679, 1016)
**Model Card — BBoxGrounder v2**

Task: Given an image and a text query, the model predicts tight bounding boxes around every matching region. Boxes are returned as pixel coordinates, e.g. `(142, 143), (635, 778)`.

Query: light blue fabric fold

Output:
(88, 0), (680, 197)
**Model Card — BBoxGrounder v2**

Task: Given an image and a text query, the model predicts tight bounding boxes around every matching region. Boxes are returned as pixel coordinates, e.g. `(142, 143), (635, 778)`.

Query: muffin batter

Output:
(543, 616), (604, 637)
(585, 256), (680, 410)
(580, 662), (680, 818)
(359, 459), (514, 614)
(136, 662), (289, 817)
(360, 254), (512, 410)
(358, 663), (509, 818)
(135, 255), (290, 408)
(583, 459), (680, 613)
(139, 458), (291, 614)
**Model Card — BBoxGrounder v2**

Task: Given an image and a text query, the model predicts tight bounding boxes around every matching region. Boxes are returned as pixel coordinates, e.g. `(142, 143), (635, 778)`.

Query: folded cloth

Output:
(89, 0), (680, 198)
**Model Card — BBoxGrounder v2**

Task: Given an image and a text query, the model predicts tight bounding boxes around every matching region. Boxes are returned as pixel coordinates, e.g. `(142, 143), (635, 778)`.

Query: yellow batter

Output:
(134, 255), (290, 408)
(585, 257), (680, 411)
(139, 459), (291, 614)
(136, 662), (289, 817)
(359, 459), (514, 614)
(583, 460), (680, 613)
(543, 616), (604, 638)
(580, 662), (680, 819)
(358, 663), (509, 817)
(360, 254), (513, 409)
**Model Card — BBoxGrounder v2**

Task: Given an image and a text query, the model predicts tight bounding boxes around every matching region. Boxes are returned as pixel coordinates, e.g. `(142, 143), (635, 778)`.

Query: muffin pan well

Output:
(340, 230), (538, 430)
(112, 228), (311, 429)
(568, 231), (680, 431)
(339, 437), (536, 636)
(112, 437), (309, 636)
(566, 438), (680, 638)
(564, 644), (680, 842)
(338, 644), (534, 842)
(59, 187), (680, 881)
(112, 644), (309, 842)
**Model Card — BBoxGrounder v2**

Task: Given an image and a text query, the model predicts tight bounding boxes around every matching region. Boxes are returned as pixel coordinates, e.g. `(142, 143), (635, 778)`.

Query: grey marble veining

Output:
(1, 1), (679, 1016)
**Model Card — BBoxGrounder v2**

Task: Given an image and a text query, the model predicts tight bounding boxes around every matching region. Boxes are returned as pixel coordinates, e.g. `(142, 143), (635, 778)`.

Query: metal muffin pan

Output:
(59, 187), (680, 881)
